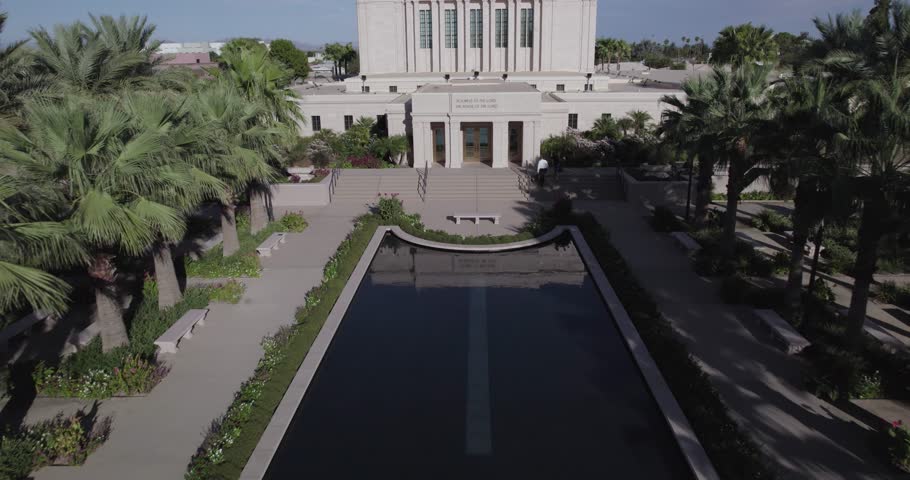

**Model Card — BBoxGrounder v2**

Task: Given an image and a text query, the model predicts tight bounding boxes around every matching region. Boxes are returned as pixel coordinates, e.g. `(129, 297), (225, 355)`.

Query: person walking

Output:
(536, 158), (550, 187)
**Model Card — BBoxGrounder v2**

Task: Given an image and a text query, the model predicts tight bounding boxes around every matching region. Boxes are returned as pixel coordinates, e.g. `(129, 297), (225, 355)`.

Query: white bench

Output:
(256, 232), (287, 257)
(670, 231), (701, 254)
(61, 323), (101, 356)
(754, 309), (811, 355)
(0, 311), (55, 353)
(453, 213), (501, 225)
(154, 309), (209, 354)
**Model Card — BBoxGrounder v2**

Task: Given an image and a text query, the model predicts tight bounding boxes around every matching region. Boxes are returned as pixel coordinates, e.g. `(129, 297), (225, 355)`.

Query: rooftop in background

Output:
(157, 42), (226, 56)
(416, 81), (539, 94)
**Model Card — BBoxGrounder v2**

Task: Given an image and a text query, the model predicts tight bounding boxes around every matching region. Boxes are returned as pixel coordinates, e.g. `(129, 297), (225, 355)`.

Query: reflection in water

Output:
(370, 234), (587, 289)
(263, 233), (691, 480)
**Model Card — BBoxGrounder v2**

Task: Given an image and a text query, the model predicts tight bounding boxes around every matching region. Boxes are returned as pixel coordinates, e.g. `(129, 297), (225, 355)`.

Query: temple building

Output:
(296, 0), (682, 168)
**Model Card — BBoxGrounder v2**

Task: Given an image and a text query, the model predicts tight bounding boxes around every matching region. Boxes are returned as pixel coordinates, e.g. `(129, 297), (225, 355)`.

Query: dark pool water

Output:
(264, 234), (692, 479)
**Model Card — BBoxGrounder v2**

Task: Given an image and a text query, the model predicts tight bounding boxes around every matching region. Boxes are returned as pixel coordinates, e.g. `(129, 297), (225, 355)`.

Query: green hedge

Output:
(186, 204), (775, 480)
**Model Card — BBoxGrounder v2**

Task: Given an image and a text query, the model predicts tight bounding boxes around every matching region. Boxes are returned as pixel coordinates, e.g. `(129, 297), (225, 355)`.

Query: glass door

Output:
(433, 125), (446, 165)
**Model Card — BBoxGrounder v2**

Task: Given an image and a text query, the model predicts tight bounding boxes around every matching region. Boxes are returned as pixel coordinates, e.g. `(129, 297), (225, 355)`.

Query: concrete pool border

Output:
(240, 225), (719, 480)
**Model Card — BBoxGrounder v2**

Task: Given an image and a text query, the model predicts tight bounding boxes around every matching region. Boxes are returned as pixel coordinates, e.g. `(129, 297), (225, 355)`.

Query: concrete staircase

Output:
(330, 168), (526, 202)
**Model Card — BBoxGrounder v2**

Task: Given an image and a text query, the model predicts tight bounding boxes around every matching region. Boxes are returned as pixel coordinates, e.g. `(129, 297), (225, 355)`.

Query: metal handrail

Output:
(616, 165), (628, 201)
(417, 166), (429, 202)
(329, 167), (341, 203)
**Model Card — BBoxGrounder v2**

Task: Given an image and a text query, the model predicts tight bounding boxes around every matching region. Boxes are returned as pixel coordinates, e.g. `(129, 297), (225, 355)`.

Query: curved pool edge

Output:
(240, 225), (720, 480)
(388, 225), (571, 252)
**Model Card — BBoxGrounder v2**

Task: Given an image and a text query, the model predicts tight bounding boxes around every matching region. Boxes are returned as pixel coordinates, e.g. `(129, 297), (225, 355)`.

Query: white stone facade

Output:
(296, 0), (684, 169)
(357, 0), (596, 75)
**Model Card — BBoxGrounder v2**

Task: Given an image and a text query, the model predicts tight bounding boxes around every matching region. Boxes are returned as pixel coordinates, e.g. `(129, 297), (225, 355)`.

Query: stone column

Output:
(521, 121), (534, 166)
(511, 0), (519, 72)
(405, 1), (414, 72)
(412, 1), (421, 72)
(492, 121), (508, 168)
(587, 0), (597, 72)
(532, 120), (542, 162)
(357, 2), (369, 73)
(434, 0), (443, 72)
(533, 0), (542, 71)
(457, 0), (466, 72)
(413, 121), (427, 168)
(448, 118), (461, 168)
(541, 0), (552, 71)
(483, 0), (492, 72)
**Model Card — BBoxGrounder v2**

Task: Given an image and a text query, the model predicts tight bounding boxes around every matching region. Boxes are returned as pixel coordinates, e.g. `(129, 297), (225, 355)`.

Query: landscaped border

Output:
(239, 225), (719, 480)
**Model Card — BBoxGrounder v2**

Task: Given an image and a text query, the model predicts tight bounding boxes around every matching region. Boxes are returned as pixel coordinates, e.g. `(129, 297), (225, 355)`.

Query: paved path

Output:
(577, 200), (900, 480)
(26, 205), (364, 480)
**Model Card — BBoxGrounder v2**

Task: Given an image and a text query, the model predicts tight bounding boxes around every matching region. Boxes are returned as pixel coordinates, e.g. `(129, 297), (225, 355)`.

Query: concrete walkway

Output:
(24, 205), (363, 480)
(577, 200), (901, 480)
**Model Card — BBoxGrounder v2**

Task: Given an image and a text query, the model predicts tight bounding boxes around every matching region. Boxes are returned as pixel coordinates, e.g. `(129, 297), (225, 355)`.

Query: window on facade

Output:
(530, 84), (537, 89)
(445, 9), (457, 48)
(312, 116), (322, 132)
(344, 115), (354, 130)
(520, 8), (534, 47)
(495, 9), (508, 48)
(568, 114), (579, 129)
(602, 113), (612, 119)
(390, 86), (398, 93)
(420, 10), (433, 49)
(585, 84), (593, 91)
(470, 10), (483, 48)
(556, 84), (565, 92)
(362, 86), (370, 93)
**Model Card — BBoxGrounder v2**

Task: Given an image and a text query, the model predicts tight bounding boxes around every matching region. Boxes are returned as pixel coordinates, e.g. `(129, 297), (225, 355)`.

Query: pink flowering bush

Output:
(887, 420), (910, 472)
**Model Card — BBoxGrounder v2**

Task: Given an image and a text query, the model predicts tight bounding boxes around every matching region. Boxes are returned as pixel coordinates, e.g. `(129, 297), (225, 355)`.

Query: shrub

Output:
(279, 212), (308, 233)
(650, 206), (687, 233)
(376, 194), (405, 222)
(886, 421), (910, 473)
(805, 345), (875, 402)
(185, 215), (289, 279)
(823, 244), (856, 275)
(713, 191), (781, 201)
(772, 251), (790, 275)
(750, 211), (792, 233)
(875, 281), (910, 308)
(0, 411), (111, 477)
(210, 281), (246, 304)
(809, 280), (836, 303)
(32, 282), (220, 399)
(348, 155), (382, 169)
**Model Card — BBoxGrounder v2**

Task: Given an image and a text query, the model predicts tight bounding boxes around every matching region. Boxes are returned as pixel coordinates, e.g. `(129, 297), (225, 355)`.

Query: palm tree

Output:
(626, 110), (653, 136)
(30, 15), (161, 95)
(701, 65), (776, 261)
(595, 38), (609, 72)
(808, 0), (910, 344)
(711, 23), (779, 67)
(0, 11), (50, 122)
(616, 117), (635, 138)
(373, 134), (410, 166)
(660, 77), (723, 226)
(0, 175), (87, 315)
(188, 82), (283, 256)
(1, 96), (220, 350)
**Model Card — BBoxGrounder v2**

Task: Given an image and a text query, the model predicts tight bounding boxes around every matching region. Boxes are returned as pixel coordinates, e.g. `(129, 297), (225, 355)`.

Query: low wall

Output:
(621, 170), (694, 214)
(271, 176), (331, 207)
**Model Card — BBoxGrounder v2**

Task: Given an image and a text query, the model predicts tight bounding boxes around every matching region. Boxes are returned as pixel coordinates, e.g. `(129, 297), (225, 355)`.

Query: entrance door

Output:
(462, 124), (492, 164)
(508, 122), (523, 164)
(432, 124), (446, 166)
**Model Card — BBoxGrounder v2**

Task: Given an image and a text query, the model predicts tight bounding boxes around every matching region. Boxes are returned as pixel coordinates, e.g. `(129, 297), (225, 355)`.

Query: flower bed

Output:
(0, 411), (111, 478)
(185, 214), (306, 279)
(185, 199), (775, 480)
(32, 281), (243, 400)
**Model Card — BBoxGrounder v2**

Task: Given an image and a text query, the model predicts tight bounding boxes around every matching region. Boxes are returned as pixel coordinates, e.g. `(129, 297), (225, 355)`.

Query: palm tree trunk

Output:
(95, 284), (127, 352)
(222, 204), (241, 257)
(693, 157), (714, 227)
(249, 191), (269, 235)
(785, 222), (810, 316)
(153, 243), (182, 309)
(721, 166), (741, 262)
(846, 202), (885, 347)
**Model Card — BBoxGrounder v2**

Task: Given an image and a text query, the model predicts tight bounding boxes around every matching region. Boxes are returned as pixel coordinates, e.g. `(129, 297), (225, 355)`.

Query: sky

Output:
(2, 0), (875, 48)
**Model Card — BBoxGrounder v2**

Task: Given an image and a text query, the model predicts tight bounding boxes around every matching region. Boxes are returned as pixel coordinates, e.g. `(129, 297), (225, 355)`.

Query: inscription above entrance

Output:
(453, 97), (499, 112)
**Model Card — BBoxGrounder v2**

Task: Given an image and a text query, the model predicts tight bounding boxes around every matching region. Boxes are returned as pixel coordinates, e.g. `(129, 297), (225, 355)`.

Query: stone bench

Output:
(154, 309), (209, 354)
(670, 231), (701, 254)
(61, 323), (101, 356)
(453, 213), (501, 225)
(256, 232), (287, 257)
(754, 309), (811, 355)
(0, 311), (55, 353)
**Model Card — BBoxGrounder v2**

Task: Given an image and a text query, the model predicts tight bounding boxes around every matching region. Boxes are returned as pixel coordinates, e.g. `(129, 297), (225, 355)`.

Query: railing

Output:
(329, 167), (341, 203)
(516, 165), (533, 200)
(417, 166), (429, 202)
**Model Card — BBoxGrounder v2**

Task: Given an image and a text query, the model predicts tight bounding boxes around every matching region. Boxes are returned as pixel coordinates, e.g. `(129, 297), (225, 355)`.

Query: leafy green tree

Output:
(0, 11), (50, 122)
(0, 175), (87, 315)
(269, 39), (310, 81)
(221, 37), (267, 58)
(711, 23), (779, 67)
(774, 31), (812, 69)
(187, 82), (282, 255)
(1, 96), (221, 350)
(30, 15), (162, 95)
(587, 115), (621, 140)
